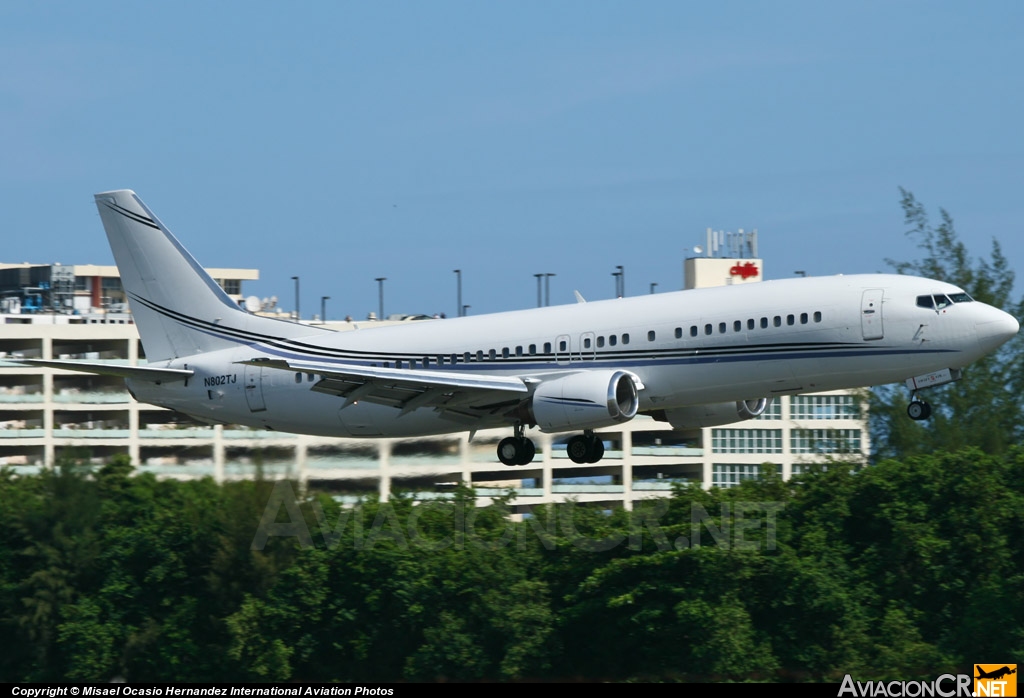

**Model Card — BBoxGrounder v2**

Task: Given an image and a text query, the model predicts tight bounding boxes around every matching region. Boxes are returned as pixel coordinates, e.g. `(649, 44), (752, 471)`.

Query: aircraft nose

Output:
(976, 307), (1020, 353)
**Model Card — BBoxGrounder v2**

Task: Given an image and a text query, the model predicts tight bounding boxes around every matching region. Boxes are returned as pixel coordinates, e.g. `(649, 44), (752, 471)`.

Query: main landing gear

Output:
(497, 424), (536, 466)
(566, 430), (604, 464)
(496, 427), (607, 466)
(907, 395), (932, 421)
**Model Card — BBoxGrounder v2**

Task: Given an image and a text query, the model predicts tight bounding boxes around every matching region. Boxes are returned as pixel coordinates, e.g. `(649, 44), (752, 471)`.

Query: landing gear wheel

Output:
(498, 436), (536, 466)
(566, 435), (590, 464)
(566, 433), (606, 464)
(498, 437), (520, 466)
(515, 438), (536, 465)
(907, 400), (932, 421)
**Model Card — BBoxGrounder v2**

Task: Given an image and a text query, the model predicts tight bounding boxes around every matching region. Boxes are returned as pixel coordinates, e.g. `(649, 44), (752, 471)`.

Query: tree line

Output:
(1, 446), (1022, 682)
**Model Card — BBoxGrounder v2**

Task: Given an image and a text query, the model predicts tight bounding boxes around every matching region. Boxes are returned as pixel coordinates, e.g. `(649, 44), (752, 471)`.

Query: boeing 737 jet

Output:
(18, 190), (1020, 465)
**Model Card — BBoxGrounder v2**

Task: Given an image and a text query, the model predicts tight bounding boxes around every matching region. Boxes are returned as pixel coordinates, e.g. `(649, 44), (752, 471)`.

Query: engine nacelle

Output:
(527, 370), (640, 433)
(651, 398), (772, 429)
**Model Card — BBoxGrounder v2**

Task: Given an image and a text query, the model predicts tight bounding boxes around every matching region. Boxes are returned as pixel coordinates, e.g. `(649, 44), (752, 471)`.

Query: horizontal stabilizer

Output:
(10, 359), (193, 382)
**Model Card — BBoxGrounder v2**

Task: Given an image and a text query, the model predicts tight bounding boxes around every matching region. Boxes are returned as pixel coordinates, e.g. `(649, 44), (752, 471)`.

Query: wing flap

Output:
(237, 358), (528, 417)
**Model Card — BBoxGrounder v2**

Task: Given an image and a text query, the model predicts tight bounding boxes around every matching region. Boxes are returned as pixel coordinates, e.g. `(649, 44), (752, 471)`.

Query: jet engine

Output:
(525, 370), (640, 432)
(649, 398), (772, 429)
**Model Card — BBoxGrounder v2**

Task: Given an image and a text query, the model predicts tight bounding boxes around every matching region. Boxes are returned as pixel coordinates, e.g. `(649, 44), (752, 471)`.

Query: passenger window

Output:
(583, 337), (591, 349)
(502, 347), (510, 358)
(597, 337), (605, 348)
(464, 352), (471, 363)
(423, 356), (430, 367)
(295, 373), (302, 383)
(488, 349), (496, 360)
(787, 314), (795, 326)
(476, 350), (483, 362)
(543, 342), (551, 353)
(515, 346), (523, 356)
(813, 311), (822, 322)
(690, 326), (698, 337)
(747, 319), (755, 330)
(718, 322), (726, 334)
(559, 340), (567, 352)
(622, 333), (630, 344)
(773, 316), (781, 327)
(760, 317), (768, 329)
(674, 327), (682, 339)
(609, 336), (617, 346)
(800, 313), (808, 324)
(528, 344), (536, 355)
(437, 356), (445, 366)
(704, 324), (713, 335)
(733, 320), (741, 332)
(648, 331), (656, 342)
(396, 360), (403, 369)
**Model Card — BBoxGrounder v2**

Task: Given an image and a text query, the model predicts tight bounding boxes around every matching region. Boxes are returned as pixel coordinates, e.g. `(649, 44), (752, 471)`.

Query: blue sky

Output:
(1, 2), (1021, 319)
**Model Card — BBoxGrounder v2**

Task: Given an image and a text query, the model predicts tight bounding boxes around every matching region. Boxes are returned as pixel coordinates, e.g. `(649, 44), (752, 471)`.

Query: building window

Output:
(711, 428), (783, 454)
(790, 394), (860, 420)
(790, 428), (862, 454)
(219, 279), (241, 295)
(712, 463), (781, 488)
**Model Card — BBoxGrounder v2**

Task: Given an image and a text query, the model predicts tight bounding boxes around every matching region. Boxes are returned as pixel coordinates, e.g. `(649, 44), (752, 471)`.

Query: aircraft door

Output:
(579, 332), (596, 361)
(861, 289), (884, 341)
(244, 362), (267, 412)
(555, 334), (571, 366)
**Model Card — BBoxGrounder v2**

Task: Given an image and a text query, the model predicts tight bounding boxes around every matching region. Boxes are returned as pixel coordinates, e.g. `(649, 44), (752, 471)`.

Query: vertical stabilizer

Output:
(94, 190), (326, 362)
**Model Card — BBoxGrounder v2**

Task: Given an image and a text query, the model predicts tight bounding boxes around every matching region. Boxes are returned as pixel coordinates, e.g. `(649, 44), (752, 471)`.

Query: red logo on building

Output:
(730, 262), (759, 280)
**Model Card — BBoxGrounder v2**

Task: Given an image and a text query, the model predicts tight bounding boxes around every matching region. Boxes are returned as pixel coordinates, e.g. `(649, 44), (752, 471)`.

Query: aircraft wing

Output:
(6, 359), (194, 382)
(237, 358), (531, 422)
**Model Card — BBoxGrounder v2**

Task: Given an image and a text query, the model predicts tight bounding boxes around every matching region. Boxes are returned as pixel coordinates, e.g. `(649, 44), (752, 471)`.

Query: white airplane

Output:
(20, 190), (1020, 465)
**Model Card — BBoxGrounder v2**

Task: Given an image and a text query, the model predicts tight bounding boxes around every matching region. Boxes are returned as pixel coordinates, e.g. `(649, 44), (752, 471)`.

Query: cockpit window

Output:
(918, 293), (971, 309)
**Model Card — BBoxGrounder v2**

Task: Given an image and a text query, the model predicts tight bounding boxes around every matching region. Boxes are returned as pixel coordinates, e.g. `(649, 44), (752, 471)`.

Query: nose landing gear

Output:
(907, 395), (932, 421)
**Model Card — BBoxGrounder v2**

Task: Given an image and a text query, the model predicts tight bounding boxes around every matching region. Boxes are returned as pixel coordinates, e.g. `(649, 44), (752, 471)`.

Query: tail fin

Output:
(94, 190), (327, 362)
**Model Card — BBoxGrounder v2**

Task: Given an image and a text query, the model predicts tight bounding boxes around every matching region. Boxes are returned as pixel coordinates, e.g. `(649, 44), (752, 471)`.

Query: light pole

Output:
(291, 276), (300, 321)
(612, 271), (622, 298)
(374, 277), (386, 320)
(462, 304), (470, 316)
(321, 295), (330, 323)
(616, 265), (624, 297)
(794, 271), (806, 277)
(544, 273), (555, 307)
(650, 282), (658, 294)
(454, 269), (462, 317)
(534, 273), (543, 308)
